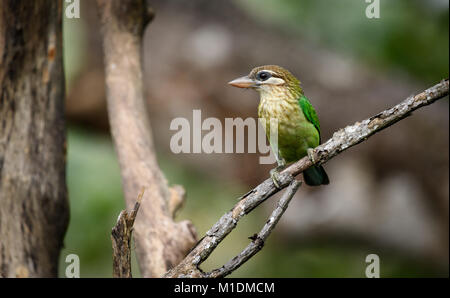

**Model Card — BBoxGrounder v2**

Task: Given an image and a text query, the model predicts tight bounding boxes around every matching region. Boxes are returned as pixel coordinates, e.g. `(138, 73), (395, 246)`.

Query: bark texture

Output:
(96, 0), (197, 277)
(0, 0), (68, 277)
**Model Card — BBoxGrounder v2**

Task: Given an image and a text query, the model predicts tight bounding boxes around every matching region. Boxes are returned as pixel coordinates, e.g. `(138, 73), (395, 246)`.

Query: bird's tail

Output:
(303, 165), (329, 186)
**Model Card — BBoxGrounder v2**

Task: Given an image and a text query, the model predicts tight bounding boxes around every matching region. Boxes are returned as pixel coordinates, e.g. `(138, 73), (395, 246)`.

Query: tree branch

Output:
(206, 180), (302, 278)
(164, 79), (449, 278)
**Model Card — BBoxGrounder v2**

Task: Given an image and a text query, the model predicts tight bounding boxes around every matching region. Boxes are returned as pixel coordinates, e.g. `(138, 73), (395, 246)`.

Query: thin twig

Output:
(206, 180), (302, 278)
(164, 79), (449, 278)
(128, 189), (144, 227)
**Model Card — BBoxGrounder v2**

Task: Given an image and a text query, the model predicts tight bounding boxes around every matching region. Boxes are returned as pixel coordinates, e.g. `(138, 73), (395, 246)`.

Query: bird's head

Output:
(228, 65), (302, 98)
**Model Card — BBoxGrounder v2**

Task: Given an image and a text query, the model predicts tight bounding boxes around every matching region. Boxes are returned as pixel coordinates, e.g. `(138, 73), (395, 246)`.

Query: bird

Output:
(228, 65), (329, 187)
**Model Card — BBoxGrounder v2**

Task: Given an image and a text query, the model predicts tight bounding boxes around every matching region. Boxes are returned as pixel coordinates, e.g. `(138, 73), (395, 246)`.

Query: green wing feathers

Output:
(298, 95), (329, 186)
(298, 95), (321, 141)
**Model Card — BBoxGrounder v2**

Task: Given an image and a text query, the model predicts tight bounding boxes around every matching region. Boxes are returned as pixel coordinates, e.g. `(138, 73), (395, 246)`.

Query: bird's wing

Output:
(298, 95), (321, 141)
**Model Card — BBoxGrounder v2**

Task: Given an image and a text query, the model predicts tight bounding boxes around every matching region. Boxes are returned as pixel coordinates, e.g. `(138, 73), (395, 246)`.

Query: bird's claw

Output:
(270, 164), (286, 189)
(270, 169), (281, 189)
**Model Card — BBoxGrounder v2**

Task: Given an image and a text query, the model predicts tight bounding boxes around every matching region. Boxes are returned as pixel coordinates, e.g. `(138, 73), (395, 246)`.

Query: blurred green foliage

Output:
(63, 14), (87, 92)
(238, 0), (449, 84)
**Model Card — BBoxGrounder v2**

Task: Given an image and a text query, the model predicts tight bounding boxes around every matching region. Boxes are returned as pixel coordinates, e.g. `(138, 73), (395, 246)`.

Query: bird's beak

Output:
(228, 76), (256, 88)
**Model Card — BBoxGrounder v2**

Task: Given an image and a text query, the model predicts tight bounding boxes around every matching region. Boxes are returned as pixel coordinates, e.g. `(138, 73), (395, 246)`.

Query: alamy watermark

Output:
(170, 110), (277, 164)
(365, 254), (380, 278)
(65, 254), (80, 278)
(365, 0), (380, 19)
(65, 0), (80, 19)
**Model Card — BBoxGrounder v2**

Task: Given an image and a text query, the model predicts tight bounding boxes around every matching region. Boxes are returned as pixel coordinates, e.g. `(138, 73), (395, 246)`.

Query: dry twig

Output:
(206, 180), (302, 278)
(111, 189), (144, 278)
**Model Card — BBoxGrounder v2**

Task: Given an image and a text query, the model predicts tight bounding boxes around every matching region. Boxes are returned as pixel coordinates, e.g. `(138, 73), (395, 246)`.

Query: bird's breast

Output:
(257, 94), (319, 162)
(257, 94), (303, 125)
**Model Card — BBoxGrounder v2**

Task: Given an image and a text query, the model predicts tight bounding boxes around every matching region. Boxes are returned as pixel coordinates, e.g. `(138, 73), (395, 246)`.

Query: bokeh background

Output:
(59, 0), (449, 277)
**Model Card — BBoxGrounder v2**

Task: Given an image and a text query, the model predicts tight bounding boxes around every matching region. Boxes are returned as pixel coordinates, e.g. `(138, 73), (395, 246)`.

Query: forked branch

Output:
(164, 79), (449, 277)
(206, 180), (302, 278)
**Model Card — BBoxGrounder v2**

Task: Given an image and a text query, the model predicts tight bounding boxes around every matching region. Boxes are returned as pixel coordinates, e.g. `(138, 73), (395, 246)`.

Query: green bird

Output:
(228, 65), (329, 187)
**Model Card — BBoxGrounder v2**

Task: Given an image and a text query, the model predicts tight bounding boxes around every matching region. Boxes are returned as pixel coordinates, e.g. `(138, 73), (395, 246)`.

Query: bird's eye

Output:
(256, 71), (271, 81)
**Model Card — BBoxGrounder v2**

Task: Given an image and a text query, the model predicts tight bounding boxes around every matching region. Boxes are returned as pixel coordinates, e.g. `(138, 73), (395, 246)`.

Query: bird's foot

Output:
(270, 164), (286, 189)
(307, 148), (316, 164)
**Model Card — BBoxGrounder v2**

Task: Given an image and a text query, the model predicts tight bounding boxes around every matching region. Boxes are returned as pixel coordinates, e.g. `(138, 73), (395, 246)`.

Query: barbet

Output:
(229, 65), (329, 187)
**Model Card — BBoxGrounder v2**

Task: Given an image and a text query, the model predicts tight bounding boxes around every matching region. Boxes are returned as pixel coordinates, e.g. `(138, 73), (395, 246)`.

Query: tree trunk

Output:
(96, 0), (197, 277)
(0, 0), (68, 277)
